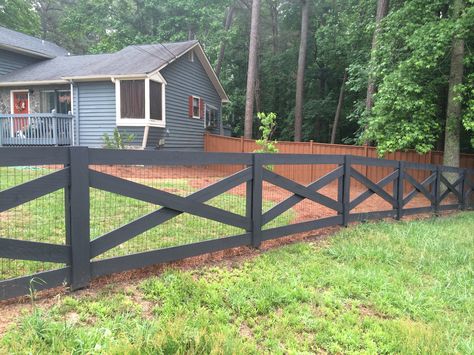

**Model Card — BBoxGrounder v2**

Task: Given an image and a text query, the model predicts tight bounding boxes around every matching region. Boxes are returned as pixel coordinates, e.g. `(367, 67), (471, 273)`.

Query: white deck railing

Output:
(0, 113), (74, 146)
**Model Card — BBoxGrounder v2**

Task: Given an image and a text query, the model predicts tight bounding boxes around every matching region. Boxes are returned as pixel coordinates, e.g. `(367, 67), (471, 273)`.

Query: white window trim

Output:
(114, 76), (166, 128)
(191, 95), (201, 119)
(205, 103), (218, 129)
(10, 89), (30, 114)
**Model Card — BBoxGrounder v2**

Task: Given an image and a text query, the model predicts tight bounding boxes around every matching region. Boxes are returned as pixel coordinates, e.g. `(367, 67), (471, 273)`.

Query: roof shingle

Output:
(0, 41), (198, 82)
(0, 26), (69, 58)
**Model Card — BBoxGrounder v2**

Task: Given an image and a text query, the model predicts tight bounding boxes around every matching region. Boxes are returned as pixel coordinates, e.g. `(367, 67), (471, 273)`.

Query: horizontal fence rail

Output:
(0, 147), (473, 301)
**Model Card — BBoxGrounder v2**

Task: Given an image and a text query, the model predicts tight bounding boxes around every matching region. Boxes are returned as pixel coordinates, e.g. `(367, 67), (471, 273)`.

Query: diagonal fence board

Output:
(403, 172), (435, 204)
(90, 167), (253, 258)
(0, 168), (69, 213)
(0, 238), (70, 263)
(350, 169), (399, 210)
(439, 174), (463, 202)
(89, 170), (250, 230)
(350, 168), (397, 207)
(403, 172), (437, 206)
(262, 168), (342, 213)
(262, 166), (344, 225)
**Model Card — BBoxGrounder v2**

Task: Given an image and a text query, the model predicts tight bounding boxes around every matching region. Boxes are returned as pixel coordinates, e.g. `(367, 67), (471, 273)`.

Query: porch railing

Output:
(0, 113), (74, 146)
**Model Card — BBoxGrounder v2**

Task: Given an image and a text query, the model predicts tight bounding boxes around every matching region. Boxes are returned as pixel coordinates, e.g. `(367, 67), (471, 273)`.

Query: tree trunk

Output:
(269, 0), (279, 54)
(294, 0), (309, 142)
(330, 70), (347, 144)
(443, 0), (464, 168)
(244, 0), (261, 139)
(365, 0), (389, 112)
(215, 6), (236, 78)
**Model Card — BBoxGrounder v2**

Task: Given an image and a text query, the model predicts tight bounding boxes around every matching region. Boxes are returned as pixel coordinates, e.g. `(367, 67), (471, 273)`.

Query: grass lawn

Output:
(1, 212), (473, 354)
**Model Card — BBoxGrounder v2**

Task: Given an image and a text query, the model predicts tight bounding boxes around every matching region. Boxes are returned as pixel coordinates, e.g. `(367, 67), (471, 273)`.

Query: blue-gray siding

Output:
(75, 81), (146, 147)
(160, 54), (222, 151)
(76, 81), (116, 147)
(0, 48), (40, 76)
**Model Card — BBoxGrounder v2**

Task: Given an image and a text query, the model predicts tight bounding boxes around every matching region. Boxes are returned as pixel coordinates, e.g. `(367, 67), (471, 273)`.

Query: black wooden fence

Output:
(0, 147), (473, 301)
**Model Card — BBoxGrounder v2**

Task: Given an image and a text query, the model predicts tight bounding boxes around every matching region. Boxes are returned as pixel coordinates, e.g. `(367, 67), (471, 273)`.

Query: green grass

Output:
(1, 212), (473, 354)
(0, 167), (294, 279)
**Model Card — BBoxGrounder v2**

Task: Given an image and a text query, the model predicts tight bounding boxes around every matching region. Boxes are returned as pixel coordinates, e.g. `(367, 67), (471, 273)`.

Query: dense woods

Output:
(1, 0), (473, 161)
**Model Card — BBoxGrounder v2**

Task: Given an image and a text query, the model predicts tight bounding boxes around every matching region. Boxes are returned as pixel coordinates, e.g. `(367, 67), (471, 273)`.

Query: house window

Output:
(120, 80), (145, 118)
(149, 80), (162, 120)
(40, 90), (71, 114)
(192, 96), (200, 118)
(205, 105), (218, 128)
(116, 77), (166, 127)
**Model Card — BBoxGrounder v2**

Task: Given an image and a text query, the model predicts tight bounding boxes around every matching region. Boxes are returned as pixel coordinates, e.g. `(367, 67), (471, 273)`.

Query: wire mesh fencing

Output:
(0, 164), (67, 281)
(88, 163), (249, 259)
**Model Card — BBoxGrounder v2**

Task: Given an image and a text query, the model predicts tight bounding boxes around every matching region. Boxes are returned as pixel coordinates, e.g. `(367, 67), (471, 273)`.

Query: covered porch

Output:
(0, 113), (73, 146)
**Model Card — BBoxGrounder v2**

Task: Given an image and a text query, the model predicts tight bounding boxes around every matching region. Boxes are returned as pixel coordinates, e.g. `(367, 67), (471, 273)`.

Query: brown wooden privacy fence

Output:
(0, 147), (473, 301)
(205, 134), (474, 193)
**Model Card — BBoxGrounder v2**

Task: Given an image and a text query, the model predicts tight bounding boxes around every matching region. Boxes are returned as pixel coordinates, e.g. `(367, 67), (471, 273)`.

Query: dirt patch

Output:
(358, 304), (391, 320)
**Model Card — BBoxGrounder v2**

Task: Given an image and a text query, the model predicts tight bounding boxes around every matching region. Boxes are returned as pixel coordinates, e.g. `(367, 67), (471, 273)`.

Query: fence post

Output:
(460, 169), (466, 210)
(396, 161), (404, 220)
(68, 146), (91, 290)
(342, 155), (351, 227)
(433, 166), (440, 215)
(251, 153), (263, 248)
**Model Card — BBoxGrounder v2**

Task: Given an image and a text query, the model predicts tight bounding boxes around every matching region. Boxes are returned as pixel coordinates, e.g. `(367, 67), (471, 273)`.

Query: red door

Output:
(12, 91), (29, 134)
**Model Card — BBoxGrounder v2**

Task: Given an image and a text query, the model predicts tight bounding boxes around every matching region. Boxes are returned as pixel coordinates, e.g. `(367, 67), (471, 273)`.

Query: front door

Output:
(11, 91), (29, 134)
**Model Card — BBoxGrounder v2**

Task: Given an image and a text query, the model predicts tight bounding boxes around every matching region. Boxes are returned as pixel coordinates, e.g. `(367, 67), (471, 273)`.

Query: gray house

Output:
(0, 26), (229, 149)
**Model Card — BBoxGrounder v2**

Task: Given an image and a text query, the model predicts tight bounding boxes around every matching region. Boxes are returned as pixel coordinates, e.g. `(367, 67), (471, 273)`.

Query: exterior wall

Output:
(75, 81), (115, 147)
(75, 81), (145, 148)
(0, 84), (69, 114)
(160, 52), (222, 151)
(0, 48), (41, 76)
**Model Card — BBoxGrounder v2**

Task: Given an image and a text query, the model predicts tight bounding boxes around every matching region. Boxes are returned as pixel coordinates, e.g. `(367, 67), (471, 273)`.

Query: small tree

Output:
(255, 112), (278, 153)
(254, 112), (278, 171)
(102, 128), (135, 149)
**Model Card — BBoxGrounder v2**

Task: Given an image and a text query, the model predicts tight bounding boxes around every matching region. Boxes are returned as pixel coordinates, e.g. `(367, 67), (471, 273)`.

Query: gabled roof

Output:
(0, 26), (69, 58)
(0, 40), (229, 102)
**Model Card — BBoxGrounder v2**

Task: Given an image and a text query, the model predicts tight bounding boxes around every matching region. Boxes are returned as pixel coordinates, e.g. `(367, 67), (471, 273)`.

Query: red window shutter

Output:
(200, 99), (205, 119)
(188, 96), (193, 117)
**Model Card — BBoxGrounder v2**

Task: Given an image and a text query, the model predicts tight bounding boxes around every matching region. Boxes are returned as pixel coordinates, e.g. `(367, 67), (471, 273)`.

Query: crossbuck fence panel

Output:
(0, 147), (473, 301)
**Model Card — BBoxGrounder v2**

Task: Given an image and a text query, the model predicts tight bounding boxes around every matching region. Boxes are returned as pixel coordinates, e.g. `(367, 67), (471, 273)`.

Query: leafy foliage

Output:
(102, 128), (135, 149)
(255, 112), (278, 153)
(361, 0), (474, 155)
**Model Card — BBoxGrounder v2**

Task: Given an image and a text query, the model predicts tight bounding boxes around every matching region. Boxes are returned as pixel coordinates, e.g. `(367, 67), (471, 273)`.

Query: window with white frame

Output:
(205, 104), (218, 128)
(116, 77), (165, 127)
(192, 96), (200, 118)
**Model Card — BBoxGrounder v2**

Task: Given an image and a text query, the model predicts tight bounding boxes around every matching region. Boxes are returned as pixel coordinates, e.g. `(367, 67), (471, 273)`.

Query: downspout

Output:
(142, 125), (150, 149)
(69, 81), (78, 145)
